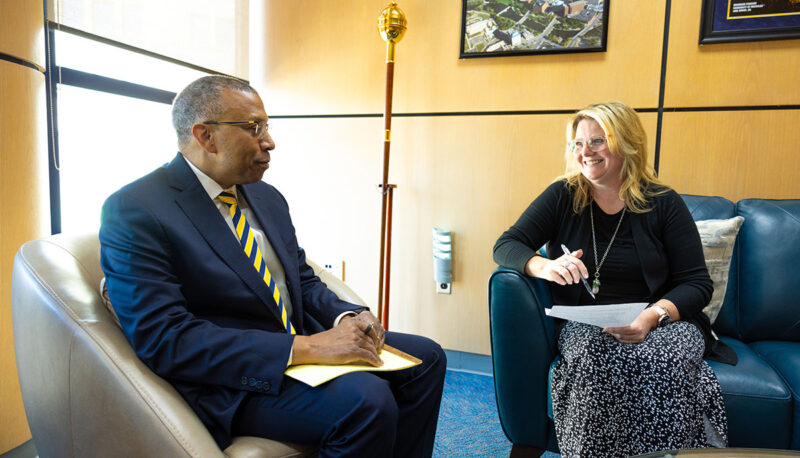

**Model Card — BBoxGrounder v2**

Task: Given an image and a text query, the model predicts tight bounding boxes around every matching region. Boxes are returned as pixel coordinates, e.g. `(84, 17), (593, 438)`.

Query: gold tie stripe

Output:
(218, 190), (295, 334)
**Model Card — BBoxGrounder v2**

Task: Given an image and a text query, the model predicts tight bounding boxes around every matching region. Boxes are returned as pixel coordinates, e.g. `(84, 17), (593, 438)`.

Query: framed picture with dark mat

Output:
(700, 0), (800, 44)
(460, 0), (609, 58)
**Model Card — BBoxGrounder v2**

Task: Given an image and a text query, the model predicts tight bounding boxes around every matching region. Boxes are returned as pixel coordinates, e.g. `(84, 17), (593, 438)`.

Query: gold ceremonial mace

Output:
(376, 2), (407, 330)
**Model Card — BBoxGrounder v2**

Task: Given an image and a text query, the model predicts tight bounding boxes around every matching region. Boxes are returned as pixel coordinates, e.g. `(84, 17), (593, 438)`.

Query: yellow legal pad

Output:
(285, 345), (422, 387)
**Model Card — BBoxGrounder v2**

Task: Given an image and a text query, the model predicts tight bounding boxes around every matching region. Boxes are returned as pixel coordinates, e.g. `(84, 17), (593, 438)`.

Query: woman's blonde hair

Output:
(558, 101), (667, 214)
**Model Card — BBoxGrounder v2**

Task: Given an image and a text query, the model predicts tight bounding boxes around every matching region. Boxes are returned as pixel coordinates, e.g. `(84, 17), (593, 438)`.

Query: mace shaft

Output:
(377, 59), (395, 329)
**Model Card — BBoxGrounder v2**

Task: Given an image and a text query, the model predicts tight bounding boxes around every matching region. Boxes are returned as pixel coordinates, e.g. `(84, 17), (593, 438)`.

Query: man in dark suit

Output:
(99, 75), (446, 456)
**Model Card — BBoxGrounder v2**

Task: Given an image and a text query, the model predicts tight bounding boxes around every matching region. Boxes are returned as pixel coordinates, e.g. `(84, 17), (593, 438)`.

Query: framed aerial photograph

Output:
(700, 0), (800, 44)
(460, 0), (609, 59)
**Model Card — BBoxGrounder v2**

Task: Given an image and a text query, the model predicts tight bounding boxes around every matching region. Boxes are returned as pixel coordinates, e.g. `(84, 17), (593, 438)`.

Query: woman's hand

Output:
(603, 308), (660, 344)
(525, 249), (589, 286)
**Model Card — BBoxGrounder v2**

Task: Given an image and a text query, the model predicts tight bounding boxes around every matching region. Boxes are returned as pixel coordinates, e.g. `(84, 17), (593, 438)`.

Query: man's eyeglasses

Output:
(569, 136), (607, 152)
(204, 120), (271, 139)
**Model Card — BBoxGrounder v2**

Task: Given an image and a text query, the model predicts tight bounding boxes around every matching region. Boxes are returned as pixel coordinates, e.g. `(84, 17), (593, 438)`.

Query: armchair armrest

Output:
(488, 267), (558, 449)
(306, 258), (367, 307)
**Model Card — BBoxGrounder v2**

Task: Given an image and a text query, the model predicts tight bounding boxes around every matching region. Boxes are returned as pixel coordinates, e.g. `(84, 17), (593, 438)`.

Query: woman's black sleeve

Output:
(493, 181), (564, 274)
(658, 190), (714, 318)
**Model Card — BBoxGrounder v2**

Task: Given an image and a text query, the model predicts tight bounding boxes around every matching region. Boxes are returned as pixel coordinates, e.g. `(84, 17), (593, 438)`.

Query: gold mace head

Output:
(377, 2), (407, 44)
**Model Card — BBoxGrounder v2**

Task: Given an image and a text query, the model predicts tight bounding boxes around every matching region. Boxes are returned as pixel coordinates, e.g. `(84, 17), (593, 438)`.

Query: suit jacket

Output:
(99, 153), (365, 447)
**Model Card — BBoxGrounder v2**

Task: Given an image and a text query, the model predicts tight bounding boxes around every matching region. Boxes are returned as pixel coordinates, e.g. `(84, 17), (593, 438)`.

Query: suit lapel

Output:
(241, 186), (296, 275)
(166, 155), (287, 328)
(240, 184), (303, 330)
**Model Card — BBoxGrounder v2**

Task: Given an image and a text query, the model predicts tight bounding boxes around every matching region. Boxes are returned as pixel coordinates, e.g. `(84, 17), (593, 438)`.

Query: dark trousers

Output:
(231, 331), (447, 457)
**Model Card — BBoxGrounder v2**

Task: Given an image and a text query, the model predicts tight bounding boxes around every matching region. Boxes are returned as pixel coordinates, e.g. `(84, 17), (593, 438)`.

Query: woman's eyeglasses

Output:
(569, 136), (607, 152)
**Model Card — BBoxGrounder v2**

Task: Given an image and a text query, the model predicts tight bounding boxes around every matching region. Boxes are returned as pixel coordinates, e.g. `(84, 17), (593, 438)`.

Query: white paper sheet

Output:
(545, 302), (649, 328)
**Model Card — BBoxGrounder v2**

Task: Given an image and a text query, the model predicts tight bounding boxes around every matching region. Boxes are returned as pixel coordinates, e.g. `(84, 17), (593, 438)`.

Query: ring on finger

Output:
(562, 261), (572, 269)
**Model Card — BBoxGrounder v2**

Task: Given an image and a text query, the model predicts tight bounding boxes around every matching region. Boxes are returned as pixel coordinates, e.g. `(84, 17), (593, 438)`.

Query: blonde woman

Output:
(493, 102), (733, 457)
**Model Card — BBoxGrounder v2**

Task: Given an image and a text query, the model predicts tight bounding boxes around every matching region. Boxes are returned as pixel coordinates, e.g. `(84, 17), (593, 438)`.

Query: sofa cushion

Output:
(749, 341), (800, 450)
(707, 337), (793, 449)
(681, 194), (739, 337)
(547, 356), (559, 420)
(682, 194), (737, 221)
(736, 199), (800, 342)
(695, 216), (744, 324)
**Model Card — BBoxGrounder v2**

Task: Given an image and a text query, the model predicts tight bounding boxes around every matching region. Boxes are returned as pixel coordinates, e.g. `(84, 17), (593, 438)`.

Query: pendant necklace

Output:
(589, 203), (626, 295)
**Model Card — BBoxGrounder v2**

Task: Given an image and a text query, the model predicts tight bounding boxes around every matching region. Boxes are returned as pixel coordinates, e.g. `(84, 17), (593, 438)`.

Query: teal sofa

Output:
(488, 195), (800, 454)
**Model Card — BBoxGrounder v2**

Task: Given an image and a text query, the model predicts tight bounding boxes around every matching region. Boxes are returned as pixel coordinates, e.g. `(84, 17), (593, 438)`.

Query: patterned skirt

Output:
(551, 321), (728, 458)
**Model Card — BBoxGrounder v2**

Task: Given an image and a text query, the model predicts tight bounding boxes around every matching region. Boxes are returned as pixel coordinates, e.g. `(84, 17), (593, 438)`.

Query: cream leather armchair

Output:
(12, 233), (366, 457)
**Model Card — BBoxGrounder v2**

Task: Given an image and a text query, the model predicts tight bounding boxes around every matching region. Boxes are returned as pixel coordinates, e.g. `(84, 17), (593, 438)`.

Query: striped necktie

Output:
(218, 190), (295, 334)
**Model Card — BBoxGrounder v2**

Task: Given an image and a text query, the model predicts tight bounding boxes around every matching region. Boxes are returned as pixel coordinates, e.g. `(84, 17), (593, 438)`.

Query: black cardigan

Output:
(494, 180), (736, 364)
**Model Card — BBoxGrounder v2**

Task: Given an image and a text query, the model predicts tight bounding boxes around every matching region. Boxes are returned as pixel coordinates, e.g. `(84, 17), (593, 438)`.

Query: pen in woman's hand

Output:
(560, 244), (596, 299)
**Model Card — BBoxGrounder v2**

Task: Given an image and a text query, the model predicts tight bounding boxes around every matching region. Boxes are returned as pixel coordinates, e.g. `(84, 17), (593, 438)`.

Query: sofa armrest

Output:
(488, 267), (557, 448)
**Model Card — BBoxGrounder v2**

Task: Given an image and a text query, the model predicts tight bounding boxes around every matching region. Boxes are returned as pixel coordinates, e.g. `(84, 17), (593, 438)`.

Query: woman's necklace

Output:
(589, 203), (626, 295)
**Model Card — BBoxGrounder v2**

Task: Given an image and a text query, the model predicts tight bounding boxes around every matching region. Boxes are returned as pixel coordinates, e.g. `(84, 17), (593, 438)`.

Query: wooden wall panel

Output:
(261, 0), (665, 115)
(265, 113), (657, 353)
(255, 0), (799, 356)
(264, 117), (384, 318)
(665, 0), (800, 107)
(0, 61), (48, 452)
(659, 110), (800, 201)
(0, 0), (45, 70)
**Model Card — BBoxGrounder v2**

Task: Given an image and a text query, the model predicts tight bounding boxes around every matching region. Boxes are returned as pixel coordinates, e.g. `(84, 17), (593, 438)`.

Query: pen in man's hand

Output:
(363, 323), (373, 335)
(560, 243), (596, 299)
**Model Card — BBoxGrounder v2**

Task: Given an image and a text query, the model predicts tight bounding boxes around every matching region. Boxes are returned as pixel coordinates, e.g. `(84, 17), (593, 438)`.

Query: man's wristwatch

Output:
(652, 305), (671, 328)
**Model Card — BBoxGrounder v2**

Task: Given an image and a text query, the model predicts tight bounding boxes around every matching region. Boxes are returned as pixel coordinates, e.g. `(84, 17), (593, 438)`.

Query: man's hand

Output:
(291, 311), (385, 367)
(345, 311), (385, 352)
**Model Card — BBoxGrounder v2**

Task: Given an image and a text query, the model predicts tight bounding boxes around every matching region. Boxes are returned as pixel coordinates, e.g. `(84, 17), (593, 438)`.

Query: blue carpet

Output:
(434, 370), (561, 457)
(433, 370), (512, 457)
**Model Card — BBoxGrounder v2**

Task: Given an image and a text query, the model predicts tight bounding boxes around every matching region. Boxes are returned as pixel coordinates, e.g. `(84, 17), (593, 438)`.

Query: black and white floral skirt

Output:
(551, 321), (728, 458)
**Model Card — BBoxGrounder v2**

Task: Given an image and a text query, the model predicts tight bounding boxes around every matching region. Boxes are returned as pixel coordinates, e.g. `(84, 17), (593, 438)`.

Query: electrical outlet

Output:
(436, 282), (451, 294)
(322, 261), (345, 282)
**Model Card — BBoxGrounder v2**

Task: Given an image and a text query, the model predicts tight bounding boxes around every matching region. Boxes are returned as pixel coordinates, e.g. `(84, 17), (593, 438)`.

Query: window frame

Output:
(44, 20), (245, 233)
